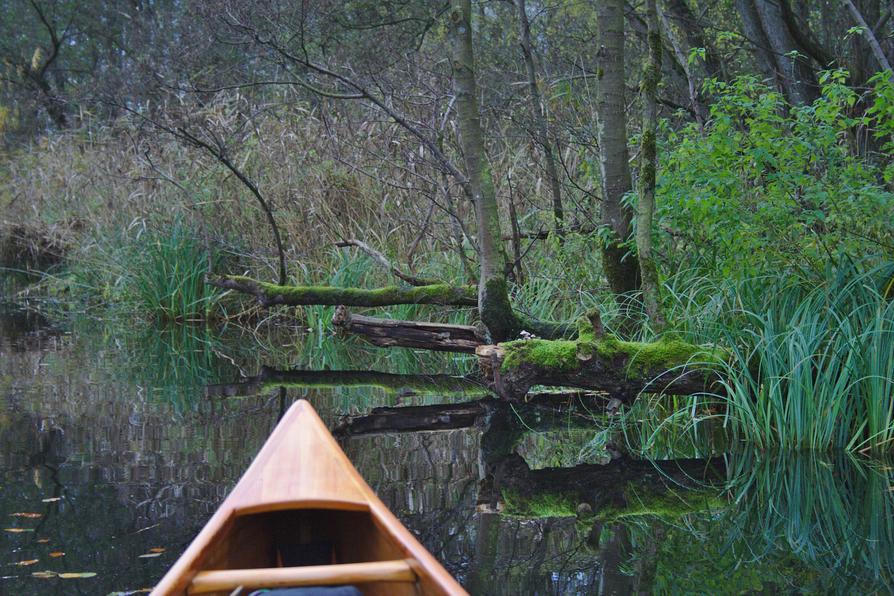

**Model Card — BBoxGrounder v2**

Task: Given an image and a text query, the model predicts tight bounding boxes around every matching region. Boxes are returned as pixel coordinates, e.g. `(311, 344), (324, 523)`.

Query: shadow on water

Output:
(2, 304), (894, 594)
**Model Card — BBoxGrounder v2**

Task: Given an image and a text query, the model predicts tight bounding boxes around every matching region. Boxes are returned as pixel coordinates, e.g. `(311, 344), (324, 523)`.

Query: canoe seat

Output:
(188, 560), (417, 594)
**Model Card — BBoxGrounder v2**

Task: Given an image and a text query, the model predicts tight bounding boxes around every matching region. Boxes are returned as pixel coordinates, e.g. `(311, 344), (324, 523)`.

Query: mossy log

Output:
(205, 366), (486, 399)
(479, 318), (724, 399)
(486, 453), (726, 519)
(332, 306), (485, 352)
(209, 275), (477, 307)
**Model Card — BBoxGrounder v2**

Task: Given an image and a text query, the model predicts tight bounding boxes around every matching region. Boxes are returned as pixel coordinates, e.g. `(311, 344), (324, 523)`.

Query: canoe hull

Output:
(151, 400), (466, 595)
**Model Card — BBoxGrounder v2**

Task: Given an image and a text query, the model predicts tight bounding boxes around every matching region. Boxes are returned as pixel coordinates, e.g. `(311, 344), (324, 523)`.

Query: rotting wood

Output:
(333, 306), (484, 352)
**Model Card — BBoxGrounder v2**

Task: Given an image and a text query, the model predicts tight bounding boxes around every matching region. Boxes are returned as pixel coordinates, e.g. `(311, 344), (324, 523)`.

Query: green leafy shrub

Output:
(658, 74), (894, 280)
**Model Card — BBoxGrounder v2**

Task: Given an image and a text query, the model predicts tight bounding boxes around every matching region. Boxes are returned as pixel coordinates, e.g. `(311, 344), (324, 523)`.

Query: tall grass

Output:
(663, 263), (894, 453)
(46, 220), (223, 321)
(724, 449), (894, 591)
(128, 222), (221, 320)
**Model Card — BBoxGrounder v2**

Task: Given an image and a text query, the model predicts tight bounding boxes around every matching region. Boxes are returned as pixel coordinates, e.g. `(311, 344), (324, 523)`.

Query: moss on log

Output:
(481, 315), (725, 399)
(205, 367), (486, 399)
(486, 453), (726, 520)
(210, 275), (477, 307)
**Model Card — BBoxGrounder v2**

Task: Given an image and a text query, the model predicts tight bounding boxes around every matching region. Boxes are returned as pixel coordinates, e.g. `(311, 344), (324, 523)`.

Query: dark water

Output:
(1, 306), (893, 595)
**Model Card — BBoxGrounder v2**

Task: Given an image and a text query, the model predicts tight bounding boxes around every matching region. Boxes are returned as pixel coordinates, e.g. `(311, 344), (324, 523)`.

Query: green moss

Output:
(502, 319), (722, 379)
(501, 489), (577, 518)
(479, 277), (519, 341)
(596, 485), (727, 523)
(225, 275), (476, 306)
(501, 338), (579, 371)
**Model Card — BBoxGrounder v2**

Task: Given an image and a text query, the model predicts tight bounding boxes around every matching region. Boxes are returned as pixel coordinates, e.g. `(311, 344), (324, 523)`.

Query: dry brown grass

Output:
(0, 93), (575, 291)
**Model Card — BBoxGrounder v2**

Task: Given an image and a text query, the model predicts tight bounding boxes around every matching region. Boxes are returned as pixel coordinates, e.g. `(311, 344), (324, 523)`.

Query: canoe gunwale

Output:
(233, 499), (370, 516)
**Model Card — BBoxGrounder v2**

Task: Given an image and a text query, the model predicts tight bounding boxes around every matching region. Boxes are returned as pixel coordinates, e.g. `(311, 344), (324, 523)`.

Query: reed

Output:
(662, 263), (894, 453)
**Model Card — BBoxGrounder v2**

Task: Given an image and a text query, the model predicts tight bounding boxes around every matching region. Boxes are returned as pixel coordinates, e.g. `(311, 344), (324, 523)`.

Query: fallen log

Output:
(477, 316), (724, 399)
(332, 306), (484, 352)
(209, 275), (477, 307)
(205, 366), (486, 399)
(334, 401), (489, 436)
(484, 452), (726, 519)
(334, 393), (617, 438)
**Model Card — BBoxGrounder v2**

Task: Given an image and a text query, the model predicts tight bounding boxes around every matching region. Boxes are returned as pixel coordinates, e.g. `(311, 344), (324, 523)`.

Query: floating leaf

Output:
(31, 570), (57, 579)
(4, 528), (34, 533)
(41, 497), (61, 503)
(48, 552), (65, 558)
(137, 553), (161, 558)
(10, 513), (42, 519)
(13, 560), (38, 566)
(148, 547), (166, 553)
(58, 572), (97, 579)
(35, 538), (50, 544)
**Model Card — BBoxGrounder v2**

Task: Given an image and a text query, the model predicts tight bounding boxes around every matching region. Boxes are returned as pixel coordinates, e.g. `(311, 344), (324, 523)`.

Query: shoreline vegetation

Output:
(3, 93), (894, 454)
(1, 2), (893, 456)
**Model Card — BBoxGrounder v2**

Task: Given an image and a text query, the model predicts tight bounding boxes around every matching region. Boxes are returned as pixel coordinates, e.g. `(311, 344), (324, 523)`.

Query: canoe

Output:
(151, 400), (467, 595)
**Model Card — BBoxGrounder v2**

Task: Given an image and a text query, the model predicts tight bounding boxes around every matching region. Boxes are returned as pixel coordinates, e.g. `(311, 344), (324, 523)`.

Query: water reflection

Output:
(1, 305), (893, 594)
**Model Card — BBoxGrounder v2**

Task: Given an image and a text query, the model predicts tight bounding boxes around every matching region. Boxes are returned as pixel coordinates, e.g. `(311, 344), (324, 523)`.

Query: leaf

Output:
(58, 572), (97, 579)
(148, 547), (166, 553)
(31, 570), (57, 579)
(48, 552), (65, 558)
(4, 528), (34, 533)
(41, 497), (61, 503)
(13, 560), (38, 566)
(137, 553), (161, 558)
(10, 513), (42, 519)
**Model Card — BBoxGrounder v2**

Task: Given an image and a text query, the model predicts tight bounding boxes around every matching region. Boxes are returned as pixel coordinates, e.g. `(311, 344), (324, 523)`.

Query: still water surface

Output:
(1, 305), (893, 594)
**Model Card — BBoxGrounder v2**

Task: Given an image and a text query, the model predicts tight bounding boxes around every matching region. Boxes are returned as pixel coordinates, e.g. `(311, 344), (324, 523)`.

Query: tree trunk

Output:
(663, 0), (724, 78)
(752, 0), (818, 105)
(735, 0), (784, 92)
(595, 0), (641, 296)
(449, 0), (519, 342)
(209, 275), (477, 307)
(844, 0), (894, 78)
(516, 0), (565, 239)
(637, 0), (665, 326)
(659, 7), (708, 127)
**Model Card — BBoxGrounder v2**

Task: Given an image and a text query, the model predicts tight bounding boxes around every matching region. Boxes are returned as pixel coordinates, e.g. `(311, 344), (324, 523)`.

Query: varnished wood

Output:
(188, 560), (416, 594)
(152, 400), (467, 596)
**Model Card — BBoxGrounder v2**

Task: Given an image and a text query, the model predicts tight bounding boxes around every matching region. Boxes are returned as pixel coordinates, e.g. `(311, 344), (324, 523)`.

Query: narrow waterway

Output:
(1, 305), (892, 594)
